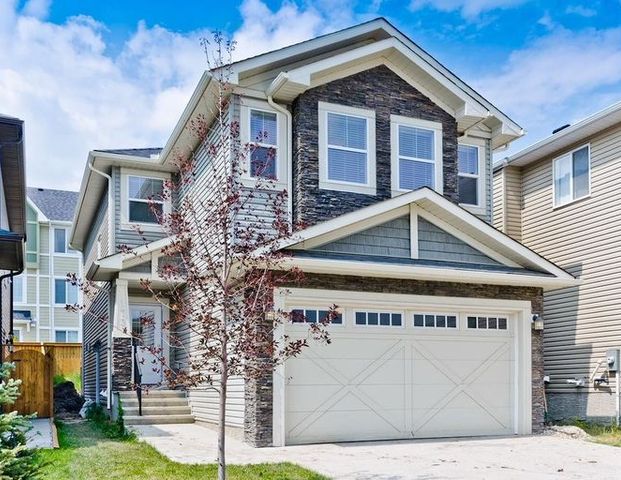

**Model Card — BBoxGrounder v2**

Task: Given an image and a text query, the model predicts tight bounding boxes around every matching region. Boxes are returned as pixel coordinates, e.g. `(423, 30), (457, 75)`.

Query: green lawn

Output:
(39, 420), (328, 480)
(573, 420), (621, 447)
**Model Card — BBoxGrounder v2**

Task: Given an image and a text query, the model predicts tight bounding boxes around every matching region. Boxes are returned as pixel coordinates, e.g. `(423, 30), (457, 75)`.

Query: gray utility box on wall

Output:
(607, 349), (620, 372)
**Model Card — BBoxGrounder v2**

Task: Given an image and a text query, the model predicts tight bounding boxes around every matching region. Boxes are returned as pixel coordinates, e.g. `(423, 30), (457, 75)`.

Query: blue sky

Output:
(2, 0), (621, 189)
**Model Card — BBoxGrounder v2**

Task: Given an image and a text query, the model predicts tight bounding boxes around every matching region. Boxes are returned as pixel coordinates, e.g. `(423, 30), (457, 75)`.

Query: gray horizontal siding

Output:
(313, 215), (410, 258)
(113, 166), (166, 252)
(82, 286), (110, 401)
(418, 217), (500, 265)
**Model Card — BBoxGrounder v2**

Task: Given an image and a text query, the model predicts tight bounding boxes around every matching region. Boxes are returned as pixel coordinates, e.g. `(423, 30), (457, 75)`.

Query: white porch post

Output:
(112, 279), (131, 338)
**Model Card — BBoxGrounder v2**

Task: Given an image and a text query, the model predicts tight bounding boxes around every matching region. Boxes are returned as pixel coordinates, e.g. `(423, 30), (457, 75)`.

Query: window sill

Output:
(553, 194), (591, 211)
(319, 180), (376, 196)
(120, 222), (164, 233)
(240, 176), (287, 190)
(460, 203), (487, 216)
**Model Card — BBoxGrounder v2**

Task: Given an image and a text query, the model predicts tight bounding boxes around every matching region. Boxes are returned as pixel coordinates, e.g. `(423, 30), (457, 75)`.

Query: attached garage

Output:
(273, 289), (533, 446)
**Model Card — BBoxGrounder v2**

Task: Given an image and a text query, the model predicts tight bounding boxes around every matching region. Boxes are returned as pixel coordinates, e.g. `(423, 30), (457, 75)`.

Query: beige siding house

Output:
(13, 188), (82, 343)
(494, 102), (621, 422)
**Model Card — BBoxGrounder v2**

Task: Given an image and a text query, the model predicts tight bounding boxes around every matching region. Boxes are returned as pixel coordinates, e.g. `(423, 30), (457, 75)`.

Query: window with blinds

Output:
(249, 109), (278, 179)
(326, 112), (368, 184)
(458, 144), (480, 206)
(398, 125), (435, 190)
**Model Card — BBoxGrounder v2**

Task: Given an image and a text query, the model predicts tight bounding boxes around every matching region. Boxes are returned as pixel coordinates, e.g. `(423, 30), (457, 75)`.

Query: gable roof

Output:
(278, 187), (575, 290)
(497, 100), (621, 170)
(161, 18), (524, 165)
(27, 187), (79, 222)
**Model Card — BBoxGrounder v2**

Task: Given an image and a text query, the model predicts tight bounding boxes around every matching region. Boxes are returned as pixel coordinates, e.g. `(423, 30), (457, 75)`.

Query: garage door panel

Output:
(286, 385), (343, 411)
(284, 304), (520, 445)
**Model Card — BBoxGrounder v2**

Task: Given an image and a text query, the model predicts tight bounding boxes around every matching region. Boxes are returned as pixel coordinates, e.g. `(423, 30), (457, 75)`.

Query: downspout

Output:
(86, 158), (114, 409)
(87, 159), (114, 255)
(266, 74), (293, 223)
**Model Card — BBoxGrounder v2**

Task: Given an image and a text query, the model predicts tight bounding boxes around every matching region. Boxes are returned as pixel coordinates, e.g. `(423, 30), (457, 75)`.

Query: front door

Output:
(131, 304), (164, 385)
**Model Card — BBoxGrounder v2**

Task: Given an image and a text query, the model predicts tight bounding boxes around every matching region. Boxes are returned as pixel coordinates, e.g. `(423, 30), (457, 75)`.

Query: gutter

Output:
(266, 73), (294, 222)
(87, 158), (114, 254)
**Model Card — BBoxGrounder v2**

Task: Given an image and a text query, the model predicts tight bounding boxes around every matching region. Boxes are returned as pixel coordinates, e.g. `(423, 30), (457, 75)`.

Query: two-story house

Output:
(13, 187), (82, 343)
(494, 101), (621, 423)
(72, 19), (575, 446)
(0, 114), (27, 359)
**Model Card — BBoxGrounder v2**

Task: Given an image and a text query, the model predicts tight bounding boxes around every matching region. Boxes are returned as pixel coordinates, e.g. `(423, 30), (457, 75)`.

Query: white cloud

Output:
(565, 5), (597, 17)
(0, 0), (347, 191)
(409, 0), (528, 17)
(475, 26), (621, 155)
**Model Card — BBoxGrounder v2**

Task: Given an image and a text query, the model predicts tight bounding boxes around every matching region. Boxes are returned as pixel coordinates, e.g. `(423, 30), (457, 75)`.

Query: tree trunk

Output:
(218, 346), (228, 480)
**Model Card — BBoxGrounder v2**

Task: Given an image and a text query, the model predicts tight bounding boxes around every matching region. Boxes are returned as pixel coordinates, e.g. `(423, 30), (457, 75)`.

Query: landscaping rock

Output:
(54, 381), (85, 415)
(543, 425), (591, 440)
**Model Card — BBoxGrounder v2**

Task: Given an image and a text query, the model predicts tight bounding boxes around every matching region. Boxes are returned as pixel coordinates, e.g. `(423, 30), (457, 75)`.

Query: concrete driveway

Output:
(133, 423), (621, 479)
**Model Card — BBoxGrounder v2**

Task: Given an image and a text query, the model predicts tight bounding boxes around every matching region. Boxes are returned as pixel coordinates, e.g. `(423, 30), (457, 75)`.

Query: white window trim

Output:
(552, 143), (591, 209)
(13, 274), (26, 305)
(54, 328), (80, 343)
(390, 114), (443, 196)
(463, 313), (511, 334)
(239, 98), (287, 189)
(53, 226), (80, 256)
(289, 307), (344, 327)
(120, 168), (171, 232)
(458, 138), (486, 215)
(353, 309), (405, 328)
(318, 101), (376, 195)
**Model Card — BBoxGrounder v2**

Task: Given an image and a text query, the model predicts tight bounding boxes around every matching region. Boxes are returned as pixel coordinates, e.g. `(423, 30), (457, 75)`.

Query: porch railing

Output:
(132, 340), (142, 416)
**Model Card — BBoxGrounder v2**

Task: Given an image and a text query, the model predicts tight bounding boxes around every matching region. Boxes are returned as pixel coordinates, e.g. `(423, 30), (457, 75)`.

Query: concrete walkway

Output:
(133, 423), (621, 479)
(26, 418), (55, 449)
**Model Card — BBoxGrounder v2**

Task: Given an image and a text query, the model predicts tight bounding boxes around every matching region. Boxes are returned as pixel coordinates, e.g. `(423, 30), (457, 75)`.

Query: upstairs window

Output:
(55, 330), (79, 343)
(319, 102), (376, 195)
(249, 109), (278, 179)
(53, 228), (75, 253)
(128, 175), (164, 224)
(55, 278), (78, 305)
(13, 275), (25, 304)
(458, 144), (480, 206)
(553, 145), (590, 207)
(391, 115), (442, 194)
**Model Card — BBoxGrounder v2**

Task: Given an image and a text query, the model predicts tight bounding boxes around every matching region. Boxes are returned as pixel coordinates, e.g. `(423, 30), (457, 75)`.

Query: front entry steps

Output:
(120, 390), (195, 425)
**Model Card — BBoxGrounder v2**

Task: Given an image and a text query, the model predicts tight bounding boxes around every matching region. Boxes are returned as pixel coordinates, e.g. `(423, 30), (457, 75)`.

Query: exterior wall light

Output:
(532, 314), (544, 331)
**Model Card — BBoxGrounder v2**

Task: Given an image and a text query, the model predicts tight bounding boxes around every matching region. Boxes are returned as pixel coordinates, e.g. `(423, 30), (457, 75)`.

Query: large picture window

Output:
(319, 102), (376, 195)
(391, 115), (442, 195)
(554, 145), (590, 207)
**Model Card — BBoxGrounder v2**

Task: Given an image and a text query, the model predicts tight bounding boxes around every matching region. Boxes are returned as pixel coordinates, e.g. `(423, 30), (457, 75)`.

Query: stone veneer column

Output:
(530, 294), (545, 432)
(111, 279), (133, 391)
(244, 357), (274, 447)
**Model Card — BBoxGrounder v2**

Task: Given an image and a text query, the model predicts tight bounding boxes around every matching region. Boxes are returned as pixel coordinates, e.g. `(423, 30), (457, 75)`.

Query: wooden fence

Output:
(12, 342), (82, 378)
(5, 342), (82, 417)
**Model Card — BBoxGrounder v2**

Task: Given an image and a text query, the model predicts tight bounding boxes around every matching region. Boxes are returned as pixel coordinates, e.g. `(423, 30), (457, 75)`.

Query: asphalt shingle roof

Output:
(94, 148), (162, 158)
(27, 187), (79, 222)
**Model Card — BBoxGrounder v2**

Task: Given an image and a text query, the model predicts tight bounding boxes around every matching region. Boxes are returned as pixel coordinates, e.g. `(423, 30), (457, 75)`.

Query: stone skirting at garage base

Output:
(547, 390), (619, 424)
(243, 274), (545, 447)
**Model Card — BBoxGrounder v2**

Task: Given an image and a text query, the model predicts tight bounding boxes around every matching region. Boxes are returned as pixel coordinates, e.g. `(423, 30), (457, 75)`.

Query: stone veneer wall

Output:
(291, 65), (458, 228)
(245, 274), (545, 446)
(112, 337), (133, 391)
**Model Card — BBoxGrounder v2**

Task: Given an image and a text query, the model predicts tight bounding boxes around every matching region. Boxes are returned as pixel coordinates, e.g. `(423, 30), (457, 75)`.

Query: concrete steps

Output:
(119, 390), (194, 425)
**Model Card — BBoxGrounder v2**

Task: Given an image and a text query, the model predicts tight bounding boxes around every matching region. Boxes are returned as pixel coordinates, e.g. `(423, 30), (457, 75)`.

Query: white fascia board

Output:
(279, 256), (578, 291)
(96, 236), (175, 271)
(500, 100), (621, 169)
(26, 197), (48, 223)
(159, 71), (213, 165)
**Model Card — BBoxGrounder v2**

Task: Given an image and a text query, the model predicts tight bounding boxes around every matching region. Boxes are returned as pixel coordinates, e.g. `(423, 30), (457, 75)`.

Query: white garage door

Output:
(284, 306), (518, 445)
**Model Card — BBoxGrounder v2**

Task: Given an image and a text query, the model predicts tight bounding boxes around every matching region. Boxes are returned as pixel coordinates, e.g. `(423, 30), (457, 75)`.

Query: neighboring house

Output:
(71, 19), (575, 445)
(0, 115), (27, 359)
(12, 187), (81, 343)
(494, 101), (621, 423)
